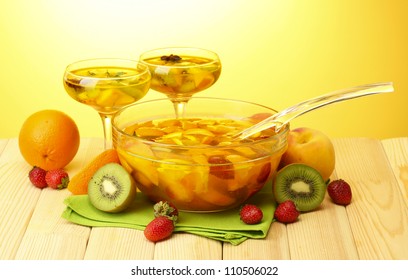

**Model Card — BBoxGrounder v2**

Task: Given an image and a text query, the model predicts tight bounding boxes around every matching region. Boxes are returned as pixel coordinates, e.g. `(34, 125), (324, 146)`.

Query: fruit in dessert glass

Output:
(140, 47), (221, 118)
(63, 58), (151, 149)
(112, 97), (289, 212)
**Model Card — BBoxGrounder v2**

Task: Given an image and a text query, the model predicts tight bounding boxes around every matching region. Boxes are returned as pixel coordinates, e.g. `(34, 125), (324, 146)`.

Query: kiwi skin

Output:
(88, 163), (136, 213)
(273, 163), (326, 212)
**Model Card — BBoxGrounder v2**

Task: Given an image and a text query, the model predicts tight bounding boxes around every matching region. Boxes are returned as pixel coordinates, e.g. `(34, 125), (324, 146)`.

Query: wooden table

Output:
(1, 137), (407, 260)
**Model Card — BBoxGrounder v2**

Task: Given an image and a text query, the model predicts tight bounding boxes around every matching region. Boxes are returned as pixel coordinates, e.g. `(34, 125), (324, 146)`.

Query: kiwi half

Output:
(88, 163), (136, 213)
(273, 163), (326, 212)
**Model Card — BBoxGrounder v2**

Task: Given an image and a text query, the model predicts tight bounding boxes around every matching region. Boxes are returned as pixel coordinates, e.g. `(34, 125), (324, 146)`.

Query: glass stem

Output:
(171, 96), (190, 119)
(99, 113), (114, 149)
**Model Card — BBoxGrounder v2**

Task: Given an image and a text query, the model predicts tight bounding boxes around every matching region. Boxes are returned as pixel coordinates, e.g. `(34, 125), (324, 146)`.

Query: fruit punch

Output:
(114, 117), (288, 212)
(142, 55), (221, 98)
(64, 66), (151, 113)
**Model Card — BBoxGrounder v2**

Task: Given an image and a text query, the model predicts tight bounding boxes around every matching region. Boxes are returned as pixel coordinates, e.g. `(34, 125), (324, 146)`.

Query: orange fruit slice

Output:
(67, 149), (121, 195)
(18, 110), (80, 171)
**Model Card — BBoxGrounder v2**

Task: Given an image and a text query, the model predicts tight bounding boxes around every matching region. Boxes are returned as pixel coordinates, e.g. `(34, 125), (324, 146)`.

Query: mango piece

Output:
(178, 79), (196, 93)
(135, 127), (165, 138)
(114, 93), (135, 106)
(95, 89), (119, 107)
(133, 170), (154, 189)
(200, 186), (236, 207)
(117, 146), (159, 186)
(161, 126), (182, 134)
(158, 159), (195, 202)
(184, 168), (209, 195)
(197, 74), (215, 89)
(184, 128), (215, 137)
(181, 120), (199, 130)
(171, 138), (184, 146)
(206, 124), (236, 135)
(156, 67), (183, 88)
(225, 154), (252, 191)
(162, 131), (183, 139)
(197, 119), (216, 126)
(233, 146), (258, 158)
(154, 119), (181, 127)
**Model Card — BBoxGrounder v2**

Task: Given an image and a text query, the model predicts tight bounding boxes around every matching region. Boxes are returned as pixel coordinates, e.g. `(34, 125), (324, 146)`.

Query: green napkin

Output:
(62, 186), (276, 246)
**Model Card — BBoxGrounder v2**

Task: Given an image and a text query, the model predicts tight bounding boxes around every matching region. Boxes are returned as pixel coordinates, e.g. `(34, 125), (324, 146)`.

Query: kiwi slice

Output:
(88, 163), (136, 213)
(273, 163), (326, 212)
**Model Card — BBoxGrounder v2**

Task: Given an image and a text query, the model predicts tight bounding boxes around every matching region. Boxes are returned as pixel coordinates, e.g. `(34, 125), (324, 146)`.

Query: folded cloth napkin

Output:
(62, 186), (276, 246)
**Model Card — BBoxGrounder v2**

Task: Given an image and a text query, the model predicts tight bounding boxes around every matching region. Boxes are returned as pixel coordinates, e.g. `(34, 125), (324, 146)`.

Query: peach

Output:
(279, 127), (335, 181)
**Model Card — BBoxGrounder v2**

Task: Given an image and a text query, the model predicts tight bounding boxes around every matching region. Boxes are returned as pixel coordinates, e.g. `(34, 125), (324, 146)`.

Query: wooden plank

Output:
(381, 137), (408, 201)
(0, 139), (41, 259)
(14, 138), (103, 259)
(0, 138), (24, 163)
(223, 222), (290, 260)
(0, 139), (9, 155)
(287, 192), (358, 259)
(333, 138), (408, 259)
(14, 187), (90, 259)
(153, 232), (222, 260)
(84, 227), (154, 260)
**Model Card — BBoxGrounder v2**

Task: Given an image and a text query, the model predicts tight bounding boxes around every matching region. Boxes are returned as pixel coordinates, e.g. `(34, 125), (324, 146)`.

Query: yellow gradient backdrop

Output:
(1, 0), (407, 139)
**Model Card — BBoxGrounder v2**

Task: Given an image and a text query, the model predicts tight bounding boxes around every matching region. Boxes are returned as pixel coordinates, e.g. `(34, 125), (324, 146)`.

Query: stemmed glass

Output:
(63, 58), (151, 149)
(139, 47), (221, 118)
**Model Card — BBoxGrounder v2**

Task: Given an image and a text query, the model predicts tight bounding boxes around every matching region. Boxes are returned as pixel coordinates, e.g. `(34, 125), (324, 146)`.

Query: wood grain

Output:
(0, 139), (40, 259)
(287, 194), (359, 260)
(382, 138), (408, 202)
(85, 227), (154, 260)
(13, 138), (102, 259)
(1, 137), (407, 260)
(223, 222), (290, 260)
(333, 138), (408, 259)
(153, 232), (222, 260)
(0, 139), (8, 154)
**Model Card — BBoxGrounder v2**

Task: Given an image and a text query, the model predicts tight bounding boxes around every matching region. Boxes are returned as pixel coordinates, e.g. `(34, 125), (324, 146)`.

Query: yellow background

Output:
(1, 0), (407, 139)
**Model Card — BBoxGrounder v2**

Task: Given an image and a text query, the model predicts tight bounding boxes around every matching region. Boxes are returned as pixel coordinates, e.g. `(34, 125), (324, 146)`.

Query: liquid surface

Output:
(124, 117), (276, 145)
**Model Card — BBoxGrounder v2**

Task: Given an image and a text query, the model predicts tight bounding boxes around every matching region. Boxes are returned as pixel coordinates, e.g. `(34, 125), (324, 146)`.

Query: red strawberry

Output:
(327, 179), (352, 205)
(28, 166), (48, 189)
(208, 155), (235, 180)
(45, 169), (69, 190)
(257, 163), (271, 183)
(239, 204), (263, 224)
(144, 216), (175, 242)
(274, 200), (299, 223)
(154, 200), (178, 222)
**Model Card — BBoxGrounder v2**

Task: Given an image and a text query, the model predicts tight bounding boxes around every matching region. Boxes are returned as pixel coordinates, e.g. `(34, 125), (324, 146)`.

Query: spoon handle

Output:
(235, 82), (394, 140)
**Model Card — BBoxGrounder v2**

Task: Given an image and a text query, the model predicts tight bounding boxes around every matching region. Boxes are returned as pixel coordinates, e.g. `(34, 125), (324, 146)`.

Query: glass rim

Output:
(112, 96), (289, 150)
(139, 47), (221, 67)
(64, 58), (150, 80)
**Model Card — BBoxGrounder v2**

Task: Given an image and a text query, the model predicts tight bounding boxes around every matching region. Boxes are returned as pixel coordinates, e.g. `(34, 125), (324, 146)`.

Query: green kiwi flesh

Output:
(88, 163), (136, 213)
(273, 163), (326, 212)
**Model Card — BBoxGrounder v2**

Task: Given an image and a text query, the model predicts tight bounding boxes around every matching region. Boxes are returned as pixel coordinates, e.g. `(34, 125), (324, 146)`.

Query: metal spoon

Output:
(233, 82), (394, 140)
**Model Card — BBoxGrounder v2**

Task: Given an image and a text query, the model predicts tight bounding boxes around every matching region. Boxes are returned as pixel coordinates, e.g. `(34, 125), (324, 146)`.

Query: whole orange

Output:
(19, 110), (80, 171)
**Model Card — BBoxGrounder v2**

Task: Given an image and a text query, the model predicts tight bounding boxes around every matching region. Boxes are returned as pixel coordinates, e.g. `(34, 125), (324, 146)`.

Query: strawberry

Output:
(274, 200), (299, 224)
(144, 216), (175, 242)
(153, 201), (178, 222)
(28, 166), (48, 189)
(45, 169), (69, 190)
(208, 155), (235, 180)
(327, 179), (352, 205)
(257, 163), (271, 183)
(239, 204), (263, 224)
